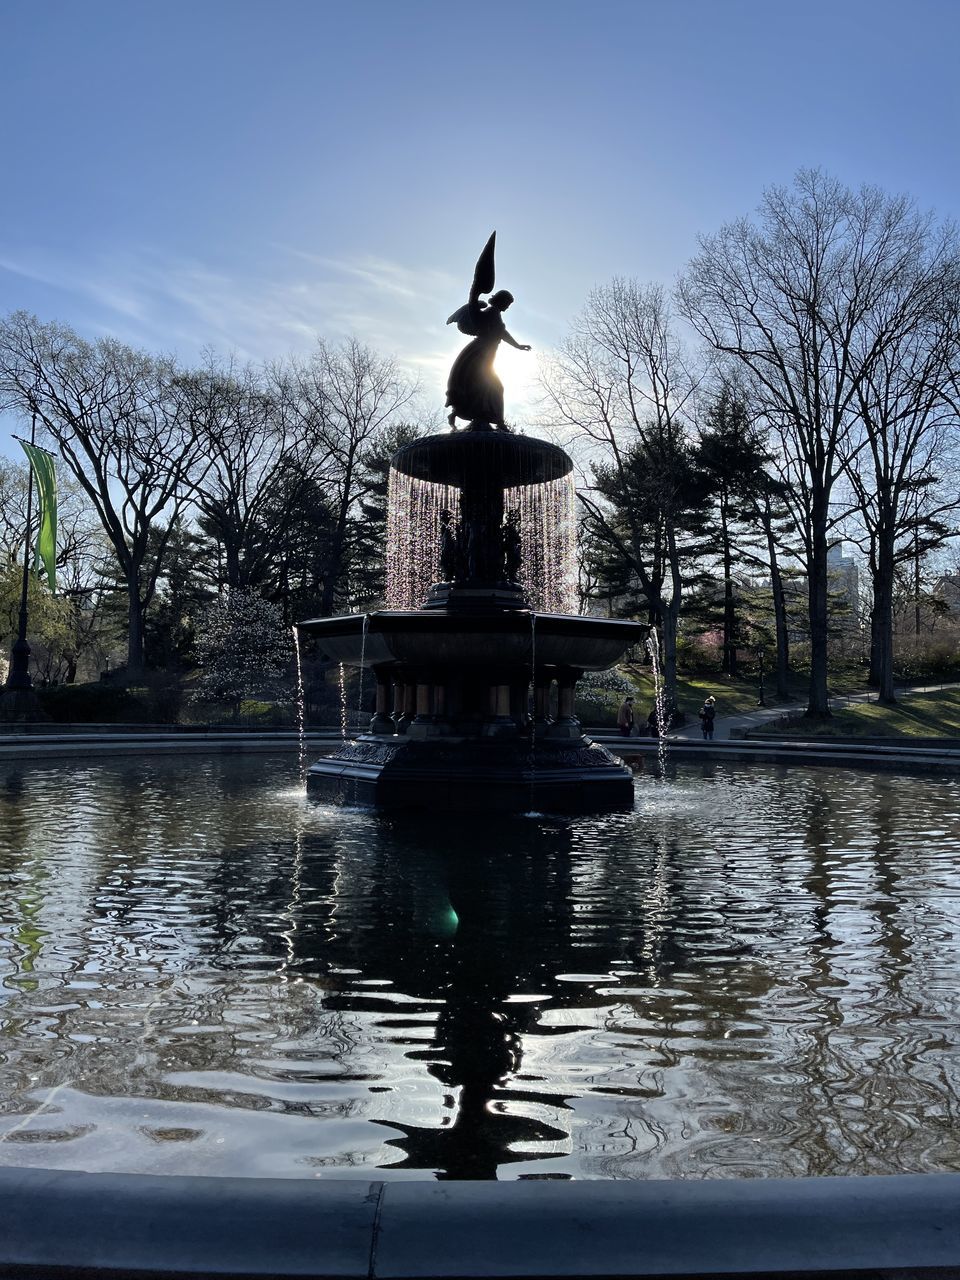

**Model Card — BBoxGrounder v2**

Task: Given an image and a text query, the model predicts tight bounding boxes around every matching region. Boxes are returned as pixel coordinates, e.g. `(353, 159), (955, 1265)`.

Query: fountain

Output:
(298, 234), (646, 810)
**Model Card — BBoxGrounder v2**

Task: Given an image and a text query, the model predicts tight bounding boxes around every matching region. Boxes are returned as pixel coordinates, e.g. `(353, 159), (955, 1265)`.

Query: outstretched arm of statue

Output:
(502, 330), (532, 351)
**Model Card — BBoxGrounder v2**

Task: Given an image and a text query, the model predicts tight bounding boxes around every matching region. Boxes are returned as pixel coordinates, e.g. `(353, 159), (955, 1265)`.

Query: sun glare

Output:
(495, 342), (541, 422)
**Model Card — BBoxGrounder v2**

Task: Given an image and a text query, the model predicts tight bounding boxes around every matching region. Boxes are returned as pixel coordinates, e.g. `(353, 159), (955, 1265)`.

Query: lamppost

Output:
(4, 398), (39, 694)
(756, 646), (766, 707)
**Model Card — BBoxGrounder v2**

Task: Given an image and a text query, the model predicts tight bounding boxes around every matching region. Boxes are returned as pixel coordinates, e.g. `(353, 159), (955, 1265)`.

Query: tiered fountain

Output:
(299, 234), (645, 810)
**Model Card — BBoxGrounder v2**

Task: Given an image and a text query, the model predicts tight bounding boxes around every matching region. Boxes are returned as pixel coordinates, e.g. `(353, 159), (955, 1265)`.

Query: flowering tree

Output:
(192, 589), (291, 717)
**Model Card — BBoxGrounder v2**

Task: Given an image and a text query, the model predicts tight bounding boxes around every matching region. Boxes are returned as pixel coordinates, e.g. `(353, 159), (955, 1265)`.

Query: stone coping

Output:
(0, 1168), (957, 1278)
(591, 734), (960, 771)
(0, 730), (336, 760)
(3, 729), (959, 770)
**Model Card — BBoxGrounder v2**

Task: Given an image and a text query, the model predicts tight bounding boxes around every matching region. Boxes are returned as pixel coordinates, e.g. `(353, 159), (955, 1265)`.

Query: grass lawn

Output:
(769, 688), (960, 738)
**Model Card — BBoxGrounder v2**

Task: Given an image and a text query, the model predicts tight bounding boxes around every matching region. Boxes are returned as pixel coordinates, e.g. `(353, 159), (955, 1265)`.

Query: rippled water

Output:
(1, 755), (959, 1181)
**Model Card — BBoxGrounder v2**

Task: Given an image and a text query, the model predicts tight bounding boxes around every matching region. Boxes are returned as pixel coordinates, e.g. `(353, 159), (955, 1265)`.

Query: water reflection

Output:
(0, 757), (959, 1180)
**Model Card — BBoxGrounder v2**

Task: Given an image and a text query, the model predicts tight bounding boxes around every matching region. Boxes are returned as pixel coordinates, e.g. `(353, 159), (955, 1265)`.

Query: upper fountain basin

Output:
(391, 430), (573, 489)
(298, 610), (645, 671)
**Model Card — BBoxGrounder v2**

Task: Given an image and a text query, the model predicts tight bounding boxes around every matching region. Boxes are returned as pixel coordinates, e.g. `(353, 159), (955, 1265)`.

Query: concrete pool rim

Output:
(0, 1167), (958, 1278)
(2, 729), (959, 775)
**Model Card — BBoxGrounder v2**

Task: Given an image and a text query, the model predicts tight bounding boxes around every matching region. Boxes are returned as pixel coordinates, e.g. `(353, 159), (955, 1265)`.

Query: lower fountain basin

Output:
(307, 734), (635, 812)
(298, 610), (645, 671)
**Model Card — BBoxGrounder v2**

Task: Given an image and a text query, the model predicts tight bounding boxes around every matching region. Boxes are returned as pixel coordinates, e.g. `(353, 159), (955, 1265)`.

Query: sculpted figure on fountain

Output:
(445, 231), (531, 431)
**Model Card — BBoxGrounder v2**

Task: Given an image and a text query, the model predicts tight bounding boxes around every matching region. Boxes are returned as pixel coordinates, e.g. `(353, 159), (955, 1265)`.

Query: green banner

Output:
(19, 440), (57, 593)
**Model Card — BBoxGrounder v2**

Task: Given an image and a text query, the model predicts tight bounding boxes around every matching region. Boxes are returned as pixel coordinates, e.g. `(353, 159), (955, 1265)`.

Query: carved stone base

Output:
(422, 583), (527, 612)
(306, 734), (634, 813)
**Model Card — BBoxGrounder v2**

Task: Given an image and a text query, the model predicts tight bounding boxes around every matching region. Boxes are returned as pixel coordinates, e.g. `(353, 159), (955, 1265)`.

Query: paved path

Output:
(671, 700), (791, 741)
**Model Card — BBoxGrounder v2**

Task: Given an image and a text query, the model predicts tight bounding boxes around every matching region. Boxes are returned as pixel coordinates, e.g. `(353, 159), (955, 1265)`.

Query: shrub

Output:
(37, 683), (143, 724)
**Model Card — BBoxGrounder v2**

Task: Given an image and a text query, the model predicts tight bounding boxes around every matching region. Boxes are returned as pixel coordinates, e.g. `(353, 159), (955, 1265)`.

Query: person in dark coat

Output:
(698, 696), (716, 740)
(617, 697), (635, 737)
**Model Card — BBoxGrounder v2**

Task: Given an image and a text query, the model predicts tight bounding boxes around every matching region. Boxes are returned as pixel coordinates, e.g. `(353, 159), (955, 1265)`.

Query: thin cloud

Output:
(0, 243), (547, 450)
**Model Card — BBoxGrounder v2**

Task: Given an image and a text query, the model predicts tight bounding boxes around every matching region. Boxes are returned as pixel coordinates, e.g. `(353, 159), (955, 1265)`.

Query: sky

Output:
(3, 0), (960, 454)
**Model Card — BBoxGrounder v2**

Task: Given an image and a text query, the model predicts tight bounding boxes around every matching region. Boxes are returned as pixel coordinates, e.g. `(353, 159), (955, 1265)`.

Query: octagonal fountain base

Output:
(307, 734), (635, 813)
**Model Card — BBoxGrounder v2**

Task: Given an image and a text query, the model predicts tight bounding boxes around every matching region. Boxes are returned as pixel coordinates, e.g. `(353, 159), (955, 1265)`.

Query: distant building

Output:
(930, 572), (960, 616)
(827, 542), (860, 625)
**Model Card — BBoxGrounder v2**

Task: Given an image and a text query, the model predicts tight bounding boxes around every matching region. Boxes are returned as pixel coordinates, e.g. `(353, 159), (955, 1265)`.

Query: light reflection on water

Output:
(0, 755), (959, 1181)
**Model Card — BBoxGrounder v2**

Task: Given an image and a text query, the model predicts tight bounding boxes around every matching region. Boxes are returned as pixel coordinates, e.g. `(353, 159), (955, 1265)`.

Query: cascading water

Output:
(646, 628), (668, 774)
(386, 466), (578, 613)
(386, 470), (460, 609)
(504, 473), (577, 613)
(292, 625), (307, 784)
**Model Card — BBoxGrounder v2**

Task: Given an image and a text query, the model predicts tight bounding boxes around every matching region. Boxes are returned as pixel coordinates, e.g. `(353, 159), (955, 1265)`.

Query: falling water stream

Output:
(646, 628), (668, 773)
(338, 663), (348, 741)
(292, 625), (306, 784)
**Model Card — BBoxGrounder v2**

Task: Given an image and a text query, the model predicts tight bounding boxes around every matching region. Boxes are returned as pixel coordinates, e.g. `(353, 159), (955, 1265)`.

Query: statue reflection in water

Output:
(345, 820), (577, 1179)
(445, 231), (531, 431)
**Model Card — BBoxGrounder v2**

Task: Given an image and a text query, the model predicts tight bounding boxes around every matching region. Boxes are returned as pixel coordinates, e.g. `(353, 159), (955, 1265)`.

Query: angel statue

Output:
(445, 232), (531, 430)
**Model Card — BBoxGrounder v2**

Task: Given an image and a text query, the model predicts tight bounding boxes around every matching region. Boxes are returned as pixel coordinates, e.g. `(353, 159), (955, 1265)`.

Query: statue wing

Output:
(446, 303), (480, 333)
(469, 231), (496, 304)
(446, 233), (496, 330)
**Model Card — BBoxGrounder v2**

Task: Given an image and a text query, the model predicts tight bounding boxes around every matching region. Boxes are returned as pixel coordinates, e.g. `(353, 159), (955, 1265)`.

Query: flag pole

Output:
(4, 388), (39, 694)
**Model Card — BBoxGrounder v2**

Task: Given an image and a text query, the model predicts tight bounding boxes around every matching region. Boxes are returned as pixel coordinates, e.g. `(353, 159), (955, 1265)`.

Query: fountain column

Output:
(371, 669), (395, 735)
(548, 668), (582, 740)
(533, 677), (553, 726)
(393, 675), (414, 735)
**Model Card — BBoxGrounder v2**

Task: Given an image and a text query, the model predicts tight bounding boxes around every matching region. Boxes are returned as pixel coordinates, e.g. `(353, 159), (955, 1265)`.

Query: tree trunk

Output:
(662, 601), (680, 709)
(127, 583), (145, 675)
(762, 501), (791, 699)
(868, 601), (883, 687)
(874, 524), (897, 704)
(914, 534), (922, 638)
(721, 497), (737, 676)
(225, 541), (242, 591)
(319, 525), (346, 617)
(806, 523), (831, 718)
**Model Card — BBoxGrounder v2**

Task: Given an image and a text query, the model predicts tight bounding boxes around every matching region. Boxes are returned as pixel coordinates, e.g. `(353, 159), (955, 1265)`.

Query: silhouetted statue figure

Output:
(439, 508), (460, 582)
(503, 508), (522, 583)
(446, 232), (531, 430)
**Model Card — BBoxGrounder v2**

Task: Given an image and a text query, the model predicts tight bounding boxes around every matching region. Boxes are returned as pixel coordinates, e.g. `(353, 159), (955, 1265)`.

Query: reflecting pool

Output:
(1, 755), (959, 1181)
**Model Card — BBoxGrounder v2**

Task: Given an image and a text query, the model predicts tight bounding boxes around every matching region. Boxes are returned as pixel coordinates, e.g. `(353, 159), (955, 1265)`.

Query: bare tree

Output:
(842, 252), (960, 701)
(679, 170), (943, 717)
(178, 355), (321, 593)
(286, 339), (416, 616)
(542, 280), (703, 702)
(0, 313), (199, 673)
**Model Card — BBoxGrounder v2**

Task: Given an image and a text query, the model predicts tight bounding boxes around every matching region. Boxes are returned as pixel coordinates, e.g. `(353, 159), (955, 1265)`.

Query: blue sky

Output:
(3, 0), (960, 452)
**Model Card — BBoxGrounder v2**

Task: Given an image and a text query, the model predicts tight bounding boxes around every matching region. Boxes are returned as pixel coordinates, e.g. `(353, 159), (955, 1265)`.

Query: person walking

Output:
(698, 696), (716, 741)
(617, 696), (635, 737)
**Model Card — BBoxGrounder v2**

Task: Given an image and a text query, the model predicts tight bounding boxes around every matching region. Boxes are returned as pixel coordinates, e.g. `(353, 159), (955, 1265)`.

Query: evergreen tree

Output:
(695, 385), (771, 676)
